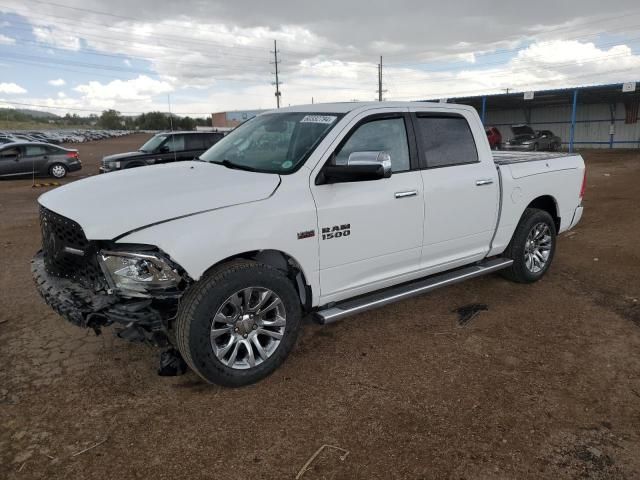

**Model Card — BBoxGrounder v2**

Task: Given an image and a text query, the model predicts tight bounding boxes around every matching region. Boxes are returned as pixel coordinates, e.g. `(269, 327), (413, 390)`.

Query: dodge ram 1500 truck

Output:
(32, 102), (586, 387)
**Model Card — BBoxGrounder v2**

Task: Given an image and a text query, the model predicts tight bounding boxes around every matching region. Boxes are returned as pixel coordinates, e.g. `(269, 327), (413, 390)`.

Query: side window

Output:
(185, 135), (205, 150)
(206, 133), (223, 147)
(164, 134), (185, 152)
(334, 117), (410, 172)
(25, 145), (47, 156)
(415, 115), (479, 168)
(0, 147), (20, 160)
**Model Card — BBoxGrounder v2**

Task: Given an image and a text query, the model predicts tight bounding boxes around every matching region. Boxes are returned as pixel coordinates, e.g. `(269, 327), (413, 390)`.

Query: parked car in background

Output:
(485, 126), (502, 149)
(0, 142), (81, 179)
(503, 125), (562, 151)
(99, 131), (224, 173)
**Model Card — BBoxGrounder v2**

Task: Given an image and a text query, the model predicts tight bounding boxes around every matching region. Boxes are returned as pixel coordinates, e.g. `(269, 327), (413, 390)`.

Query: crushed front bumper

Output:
(31, 251), (175, 344)
(32, 251), (118, 328)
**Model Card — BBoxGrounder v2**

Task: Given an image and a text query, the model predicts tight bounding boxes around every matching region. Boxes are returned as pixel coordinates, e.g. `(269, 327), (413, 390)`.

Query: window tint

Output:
(46, 146), (62, 154)
(164, 134), (185, 152)
(0, 147), (20, 159)
(206, 133), (223, 147)
(25, 145), (47, 156)
(415, 116), (478, 168)
(185, 135), (205, 150)
(335, 117), (410, 172)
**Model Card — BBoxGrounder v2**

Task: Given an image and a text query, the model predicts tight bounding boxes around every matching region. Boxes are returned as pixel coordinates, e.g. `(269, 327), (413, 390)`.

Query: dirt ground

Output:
(1, 136), (639, 479)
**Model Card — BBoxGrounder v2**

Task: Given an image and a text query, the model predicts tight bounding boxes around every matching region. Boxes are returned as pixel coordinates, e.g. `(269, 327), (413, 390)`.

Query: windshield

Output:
(139, 134), (168, 153)
(199, 112), (343, 174)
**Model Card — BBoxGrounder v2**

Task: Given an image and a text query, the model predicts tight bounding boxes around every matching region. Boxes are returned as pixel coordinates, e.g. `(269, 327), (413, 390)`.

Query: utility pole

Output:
(271, 40), (282, 108)
(377, 56), (387, 101)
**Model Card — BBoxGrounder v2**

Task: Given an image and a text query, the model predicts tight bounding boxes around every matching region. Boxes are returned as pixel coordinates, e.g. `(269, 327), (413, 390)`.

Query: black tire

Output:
(49, 163), (67, 178)
(501, 208), (557, 283)
(176, 260), (302, 387)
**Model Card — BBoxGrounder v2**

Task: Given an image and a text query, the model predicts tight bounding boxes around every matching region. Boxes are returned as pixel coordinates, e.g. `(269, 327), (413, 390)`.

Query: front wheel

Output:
(176, 260), (302, 387)
(501, 208), (557, 283)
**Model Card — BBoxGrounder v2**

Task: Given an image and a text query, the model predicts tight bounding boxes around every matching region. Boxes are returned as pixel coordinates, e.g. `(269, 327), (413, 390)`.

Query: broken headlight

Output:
(98, 250), (183, 297)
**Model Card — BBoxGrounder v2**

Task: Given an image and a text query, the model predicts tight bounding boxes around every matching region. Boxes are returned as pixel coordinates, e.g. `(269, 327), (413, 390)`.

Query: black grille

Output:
(40, 206), (107, 290)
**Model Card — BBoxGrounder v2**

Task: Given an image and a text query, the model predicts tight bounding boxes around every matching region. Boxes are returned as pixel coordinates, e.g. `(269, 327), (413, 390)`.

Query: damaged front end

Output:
(31, 206), (191, 349)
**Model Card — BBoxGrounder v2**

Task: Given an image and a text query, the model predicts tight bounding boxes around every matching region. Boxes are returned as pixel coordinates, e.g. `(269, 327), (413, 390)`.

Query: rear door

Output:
(184, 134), (207, 160)
(22, 144), (49, 175)
(410, 108), (499, 270)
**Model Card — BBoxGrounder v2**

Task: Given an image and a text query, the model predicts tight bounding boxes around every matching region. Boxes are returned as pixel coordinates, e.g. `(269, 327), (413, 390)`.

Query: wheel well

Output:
(527, 195), (560, 231)
(203, 250), (312, 312)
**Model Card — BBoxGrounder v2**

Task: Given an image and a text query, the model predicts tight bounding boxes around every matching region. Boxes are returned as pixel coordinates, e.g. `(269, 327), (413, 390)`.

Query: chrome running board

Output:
(314, 258), (513, 324)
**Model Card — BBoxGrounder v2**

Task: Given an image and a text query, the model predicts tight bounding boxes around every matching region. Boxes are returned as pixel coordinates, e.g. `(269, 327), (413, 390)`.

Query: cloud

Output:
(0, 82), (27, 94)
(0, 0), (638, 112)
(73, 75), (174, 109)
(48, 78), (66, 87)
(32, 25), (80, 51)
(0, 33), (15, 45)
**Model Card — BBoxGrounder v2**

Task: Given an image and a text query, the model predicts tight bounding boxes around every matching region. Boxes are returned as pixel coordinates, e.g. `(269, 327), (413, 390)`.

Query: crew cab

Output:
(32, 102), (585, 387)
(99, 131), (224, 173)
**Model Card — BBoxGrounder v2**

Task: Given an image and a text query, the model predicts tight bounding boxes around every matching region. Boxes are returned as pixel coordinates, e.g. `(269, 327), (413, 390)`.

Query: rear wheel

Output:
(501, 208), (556, 283)
(176, 260), (302, 387)
(49, 163), (67, 178)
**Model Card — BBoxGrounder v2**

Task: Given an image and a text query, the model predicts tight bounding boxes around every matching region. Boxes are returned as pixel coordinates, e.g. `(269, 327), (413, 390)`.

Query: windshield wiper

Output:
(215, 159), (259, 172)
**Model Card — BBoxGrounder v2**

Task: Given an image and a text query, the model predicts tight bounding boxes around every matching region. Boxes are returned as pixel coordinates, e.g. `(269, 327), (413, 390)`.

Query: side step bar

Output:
(314, 258), (513, 325)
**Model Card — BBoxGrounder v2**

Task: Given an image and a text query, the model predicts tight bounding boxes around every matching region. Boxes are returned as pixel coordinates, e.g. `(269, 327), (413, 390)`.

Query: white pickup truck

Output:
(32, 102), (586, 386)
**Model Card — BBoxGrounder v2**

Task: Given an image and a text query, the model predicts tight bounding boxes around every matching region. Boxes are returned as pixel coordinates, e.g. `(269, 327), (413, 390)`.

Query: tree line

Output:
(0, 108), (211, 130)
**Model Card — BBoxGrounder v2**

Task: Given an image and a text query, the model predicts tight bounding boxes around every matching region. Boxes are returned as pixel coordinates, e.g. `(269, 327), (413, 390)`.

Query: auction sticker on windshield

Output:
(300, 115), (337, 124)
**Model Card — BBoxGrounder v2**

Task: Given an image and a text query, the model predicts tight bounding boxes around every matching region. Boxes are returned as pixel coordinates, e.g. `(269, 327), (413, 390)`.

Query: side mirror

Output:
(317, 151), (392, 185)
(158, 145), (170, 153)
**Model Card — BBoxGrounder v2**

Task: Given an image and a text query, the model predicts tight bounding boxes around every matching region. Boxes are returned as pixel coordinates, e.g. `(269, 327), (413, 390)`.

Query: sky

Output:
(0, 0), (639, 117)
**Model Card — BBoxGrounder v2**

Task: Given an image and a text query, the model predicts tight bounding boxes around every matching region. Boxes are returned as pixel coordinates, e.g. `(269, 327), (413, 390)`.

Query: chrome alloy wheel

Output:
(50, 165), (66, 178)
(524, 222), (552, 274)
(210, 287), (286, 370)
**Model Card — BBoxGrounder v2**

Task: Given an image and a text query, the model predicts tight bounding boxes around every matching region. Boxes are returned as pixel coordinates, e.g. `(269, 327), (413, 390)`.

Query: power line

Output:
(271, 40), (282, 108)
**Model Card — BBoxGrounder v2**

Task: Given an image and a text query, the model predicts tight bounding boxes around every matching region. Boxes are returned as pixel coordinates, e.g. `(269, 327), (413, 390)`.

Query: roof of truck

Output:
(273, 101), (471, 114)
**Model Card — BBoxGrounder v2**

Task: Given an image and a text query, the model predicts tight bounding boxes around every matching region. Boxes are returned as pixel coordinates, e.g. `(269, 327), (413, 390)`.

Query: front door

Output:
(410, 108), (500, 270)
(311, 111), (425, 304)
(0, 146), (25, 177)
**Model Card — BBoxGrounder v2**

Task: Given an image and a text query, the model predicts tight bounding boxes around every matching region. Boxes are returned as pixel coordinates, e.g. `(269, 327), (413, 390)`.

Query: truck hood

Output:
(39, 161), (281, 240)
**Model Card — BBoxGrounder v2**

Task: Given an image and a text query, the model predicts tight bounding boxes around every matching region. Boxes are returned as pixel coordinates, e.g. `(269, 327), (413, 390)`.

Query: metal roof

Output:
(421, 81), (640, 110)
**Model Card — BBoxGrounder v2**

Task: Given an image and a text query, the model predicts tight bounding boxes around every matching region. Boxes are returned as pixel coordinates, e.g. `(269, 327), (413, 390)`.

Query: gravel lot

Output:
(1, 136), (639, 479)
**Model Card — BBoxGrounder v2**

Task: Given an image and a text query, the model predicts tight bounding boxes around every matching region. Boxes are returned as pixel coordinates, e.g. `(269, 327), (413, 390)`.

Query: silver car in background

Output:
(502, 125), (562, 151)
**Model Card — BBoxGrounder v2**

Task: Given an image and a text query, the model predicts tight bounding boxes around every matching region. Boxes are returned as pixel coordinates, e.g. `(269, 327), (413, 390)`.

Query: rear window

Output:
(415, 115), (479, 168)
(185, 135), (206, 150)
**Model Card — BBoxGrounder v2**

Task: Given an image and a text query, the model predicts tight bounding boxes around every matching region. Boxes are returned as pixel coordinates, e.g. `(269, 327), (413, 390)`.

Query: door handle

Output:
(395, 190), (418, 199)
(475, 179), (494, 186)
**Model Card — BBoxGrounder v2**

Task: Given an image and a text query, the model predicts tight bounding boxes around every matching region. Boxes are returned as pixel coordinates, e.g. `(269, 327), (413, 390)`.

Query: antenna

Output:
(168, 94), (177, 163)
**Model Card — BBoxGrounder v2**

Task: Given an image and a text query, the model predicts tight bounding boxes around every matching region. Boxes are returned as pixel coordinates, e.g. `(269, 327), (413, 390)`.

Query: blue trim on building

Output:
(569, 89), (579, 153)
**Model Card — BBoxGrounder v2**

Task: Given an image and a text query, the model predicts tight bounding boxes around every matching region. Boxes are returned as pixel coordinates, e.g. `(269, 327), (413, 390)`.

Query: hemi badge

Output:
(297, 230), (315, 240)
(63, 246), (85, 256)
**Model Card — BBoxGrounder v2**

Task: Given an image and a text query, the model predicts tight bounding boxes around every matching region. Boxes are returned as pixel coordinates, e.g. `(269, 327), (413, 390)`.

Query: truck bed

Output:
(492, 151), (572, 165)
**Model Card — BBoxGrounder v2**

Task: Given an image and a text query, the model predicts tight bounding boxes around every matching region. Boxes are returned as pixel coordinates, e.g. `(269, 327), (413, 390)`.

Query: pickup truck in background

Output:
(32, 102), (586, 387)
